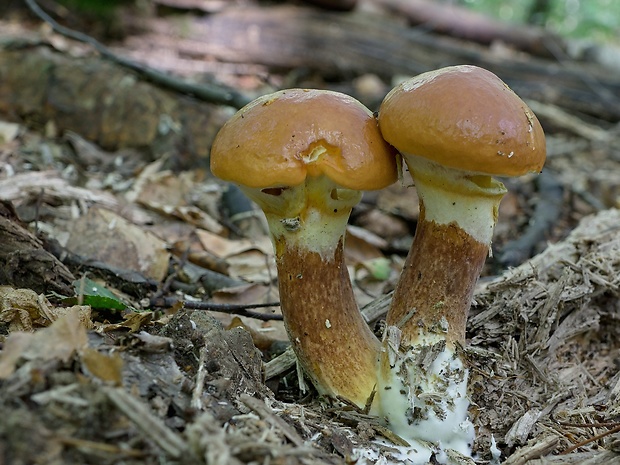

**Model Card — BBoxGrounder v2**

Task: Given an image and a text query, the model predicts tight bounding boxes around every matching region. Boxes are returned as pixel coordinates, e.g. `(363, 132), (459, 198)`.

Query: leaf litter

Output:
(1, 85), (620, 465)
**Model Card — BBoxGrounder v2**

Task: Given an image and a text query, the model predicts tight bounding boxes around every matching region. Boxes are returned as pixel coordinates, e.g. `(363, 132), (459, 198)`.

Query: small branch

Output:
(560, 423), (620, 455)
(150, 296), (282, 321)
(191, 345), (209, 410)
(263, 346), (297, 380)
(103, 386), (189, 459)
(558, 421), (620, 428)
(23, 0), (251, 109)
(498, 170), (564, 267)
(239, 394), (305, 447)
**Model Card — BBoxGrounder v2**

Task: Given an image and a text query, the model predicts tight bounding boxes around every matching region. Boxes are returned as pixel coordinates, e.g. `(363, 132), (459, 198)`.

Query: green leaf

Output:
(70, 278), (127, 311)
(362, 257), (392, 281)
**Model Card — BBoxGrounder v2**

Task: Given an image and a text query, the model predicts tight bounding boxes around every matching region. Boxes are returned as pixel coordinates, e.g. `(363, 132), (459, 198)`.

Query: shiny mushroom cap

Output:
(210, 88), (398, 190)
(378, 65), (546, 177)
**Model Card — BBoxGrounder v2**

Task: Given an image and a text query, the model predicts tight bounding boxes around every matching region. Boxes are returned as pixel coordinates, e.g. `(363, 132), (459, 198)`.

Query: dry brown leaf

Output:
(375, 181), (419, 221)
(345, 225), (386, 266)
(195, 229), (272, 259)
(126, 161), (188, 206)
(101, 311), (154, 333)
(211, 282), (277, 307)
(0, 308), (89, 379)
(80, 347), (123, 385)
(355, 208), (410, 241)
(67, 207), (170, 281)
(188, 283), (286, 344)
(227, 316), (278, 351)
(0, 287), (90, 332)
(149, 203), (223, 234)
(0, 286), (45, 332)
(225, 249), (277, 283)
(195, 230), (276, 283)
(0, 332), (31, 378)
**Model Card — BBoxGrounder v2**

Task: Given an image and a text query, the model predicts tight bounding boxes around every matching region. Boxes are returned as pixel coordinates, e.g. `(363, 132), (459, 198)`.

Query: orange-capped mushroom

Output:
(374, 65), (546, 457)
(211, 88), (397, 407)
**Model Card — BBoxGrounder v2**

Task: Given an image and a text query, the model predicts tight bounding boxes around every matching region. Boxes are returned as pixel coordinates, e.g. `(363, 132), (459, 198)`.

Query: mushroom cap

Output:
(210, 89), (397, 190)
(378, 65), (546, 177)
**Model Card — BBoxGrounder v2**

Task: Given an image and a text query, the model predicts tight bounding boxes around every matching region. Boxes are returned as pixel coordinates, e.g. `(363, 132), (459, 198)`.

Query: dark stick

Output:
(23, 0), (252, 109)
(151, 296), (282, 321)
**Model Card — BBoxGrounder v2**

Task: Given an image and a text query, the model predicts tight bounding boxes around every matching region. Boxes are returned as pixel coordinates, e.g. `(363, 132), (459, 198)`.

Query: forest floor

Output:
(1, 1), (620, 464)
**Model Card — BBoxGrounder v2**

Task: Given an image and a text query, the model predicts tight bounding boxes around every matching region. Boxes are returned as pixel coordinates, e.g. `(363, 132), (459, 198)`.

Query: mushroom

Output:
(210, 89), (397, 408)
(375, 66), (546, 454)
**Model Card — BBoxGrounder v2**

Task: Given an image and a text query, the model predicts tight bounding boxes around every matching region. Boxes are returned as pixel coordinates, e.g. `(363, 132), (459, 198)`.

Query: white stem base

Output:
(369, 327), (475, 464)
(403, 153), (506, 245)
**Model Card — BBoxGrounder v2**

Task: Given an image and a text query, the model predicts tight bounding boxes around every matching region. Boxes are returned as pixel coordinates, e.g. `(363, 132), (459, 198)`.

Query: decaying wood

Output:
(375, 0), (563, 57)
(126, 5), (620, 121)
(0, 39), (233, 165)
(468, 208), (620, 459)
(0, 200), (74, 295)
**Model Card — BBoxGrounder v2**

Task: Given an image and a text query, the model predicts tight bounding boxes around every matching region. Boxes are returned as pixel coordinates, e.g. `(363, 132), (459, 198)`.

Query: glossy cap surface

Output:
(378, 65), (546, 176)
(210, 89), (397, 190)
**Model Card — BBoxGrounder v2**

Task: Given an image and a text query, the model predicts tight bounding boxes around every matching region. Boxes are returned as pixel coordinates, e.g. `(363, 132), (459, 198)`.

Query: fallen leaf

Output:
(195, 229), (272, 259)
(0, 308), (89, 379)
(225, 249), (277, 283)
(0, 287), (90, 332)
(0, 286), (44, 332)
(101, 311), (154, 333)
(345, 225), (386, 266)
(67, 207), (170, 281)
(149, 203), (223, 234)
(0, 332), (31, 378)
(211, 283), (277, 306)
(81, 347), (123, 385)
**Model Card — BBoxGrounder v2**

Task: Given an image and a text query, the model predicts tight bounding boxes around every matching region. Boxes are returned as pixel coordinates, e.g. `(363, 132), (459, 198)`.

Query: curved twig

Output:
(23, 0), (252, 109)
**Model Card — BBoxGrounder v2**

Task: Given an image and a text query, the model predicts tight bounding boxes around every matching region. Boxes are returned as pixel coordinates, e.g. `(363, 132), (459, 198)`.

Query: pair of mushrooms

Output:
(211, 66), (546, 455)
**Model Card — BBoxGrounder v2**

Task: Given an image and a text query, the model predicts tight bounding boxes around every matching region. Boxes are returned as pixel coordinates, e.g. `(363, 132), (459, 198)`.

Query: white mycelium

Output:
(365, 326), (474, 464)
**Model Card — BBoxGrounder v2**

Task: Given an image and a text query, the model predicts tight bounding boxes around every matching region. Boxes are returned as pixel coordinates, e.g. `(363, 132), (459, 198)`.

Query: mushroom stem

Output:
(375, 155), (506, 454)
(386, 154), (507, 347)
(275, 235), (380, 406)
(242, 174), (380, 408)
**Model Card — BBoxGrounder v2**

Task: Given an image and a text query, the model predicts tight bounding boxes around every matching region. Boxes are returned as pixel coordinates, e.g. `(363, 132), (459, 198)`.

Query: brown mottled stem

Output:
(275, 237), (380, 405)
(386, 206), (489, 348)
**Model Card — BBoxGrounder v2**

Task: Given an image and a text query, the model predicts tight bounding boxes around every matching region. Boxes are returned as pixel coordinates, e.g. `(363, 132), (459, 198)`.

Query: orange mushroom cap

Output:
(210, 89), (398, 190)
(379, 65), (546, 177)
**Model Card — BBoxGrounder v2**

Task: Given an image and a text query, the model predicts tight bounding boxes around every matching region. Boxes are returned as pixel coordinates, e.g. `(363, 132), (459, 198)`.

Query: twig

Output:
(150, 296), (282, 321)
(191, 345), (209, 410)
(503, 435), (560, 465)
(558, 421), (620, 428)
(103, 386), (189, 459)
(57, 436), (146, 458)
(498, 169), (564, 267)
(23, 0), (252, 109)
(560, 423), (620, 455)
(239, 394), (305, 447)
(263, 346), (297, 380)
